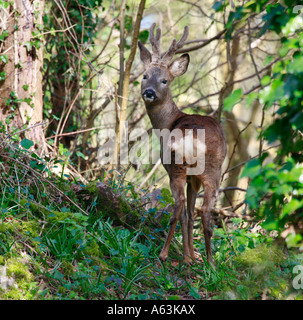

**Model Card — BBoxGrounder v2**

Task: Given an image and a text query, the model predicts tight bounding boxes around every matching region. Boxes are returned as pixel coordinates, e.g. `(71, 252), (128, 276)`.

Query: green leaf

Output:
(52, 269), (65, 281)
(286, 233), (303, 248)
(0, 54), (8, 64)
(261, 218), (279, 231)
(76, 151), (86, 160)
(212, 0), (227, 12)
(287, 56), (303, 74)
(281, 199), (303, 219)
(20, 138), (34, 149)
(0, 30), (9, 41)
(0, 71), (6, 81)
(138, 30), (149, 44)
(24, 41), (32, 52)
(240, 158), (262, 179)
(246, 92), (258, 108)
(261, 75), (271, 86)
(189, 287), (201, 299)
(223, 89), (242, 112)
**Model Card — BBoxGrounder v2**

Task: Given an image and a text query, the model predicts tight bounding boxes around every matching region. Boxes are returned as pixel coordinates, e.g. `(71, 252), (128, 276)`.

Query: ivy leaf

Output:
(189, 287), (201, 300)
(212, 0), (227, 12)
(0, 71), (6, 81)
(76, 151), (86, 160)
(24, 41), (32, 52)
(21, 138), (34, 150)
(223, 89), (242, 112)
(240, 158), (262, 179)
(0, 54), (8, 64)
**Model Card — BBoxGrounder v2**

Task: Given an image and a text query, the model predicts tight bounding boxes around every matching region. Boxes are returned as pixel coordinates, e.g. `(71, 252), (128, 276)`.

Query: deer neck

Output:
(146, 96), (184, 130)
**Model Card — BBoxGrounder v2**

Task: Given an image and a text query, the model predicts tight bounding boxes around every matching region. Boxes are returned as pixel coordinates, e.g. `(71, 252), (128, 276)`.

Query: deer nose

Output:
(143, 89), (157, 101)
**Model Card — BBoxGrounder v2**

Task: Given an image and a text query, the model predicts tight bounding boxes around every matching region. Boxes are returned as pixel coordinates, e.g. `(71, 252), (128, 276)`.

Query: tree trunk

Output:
(114, 0), (146, 165)
(0, 0), (45, 152)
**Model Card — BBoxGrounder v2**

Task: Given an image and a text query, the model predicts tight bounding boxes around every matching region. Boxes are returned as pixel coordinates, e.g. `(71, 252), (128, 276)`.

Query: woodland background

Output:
(0, 0), (302, 300)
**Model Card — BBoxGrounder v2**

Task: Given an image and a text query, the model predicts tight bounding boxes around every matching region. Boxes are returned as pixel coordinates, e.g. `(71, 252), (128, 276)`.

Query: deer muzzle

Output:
(143, 89), (157, 102)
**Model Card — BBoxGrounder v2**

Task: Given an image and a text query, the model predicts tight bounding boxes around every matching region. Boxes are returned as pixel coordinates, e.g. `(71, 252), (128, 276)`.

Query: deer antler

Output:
(149, 23), (162, 62)
(162, 26), (189, 64)
(146, 24), (189, 67)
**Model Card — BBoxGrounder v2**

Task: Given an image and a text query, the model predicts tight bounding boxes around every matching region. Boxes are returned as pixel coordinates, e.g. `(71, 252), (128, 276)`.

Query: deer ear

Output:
(168, 53), (190, 78)
(138, 41), (152, 68)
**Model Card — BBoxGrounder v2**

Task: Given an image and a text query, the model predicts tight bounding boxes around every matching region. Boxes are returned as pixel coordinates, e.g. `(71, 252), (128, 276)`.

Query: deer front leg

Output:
(159, 177), (186, 262)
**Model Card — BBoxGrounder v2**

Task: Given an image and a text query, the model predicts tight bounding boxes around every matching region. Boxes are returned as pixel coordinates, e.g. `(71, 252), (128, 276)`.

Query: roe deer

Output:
(138, 24), (226, 264)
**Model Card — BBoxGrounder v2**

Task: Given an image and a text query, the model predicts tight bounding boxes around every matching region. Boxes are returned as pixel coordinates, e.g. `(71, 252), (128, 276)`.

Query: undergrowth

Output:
(0, 132), (302, 300)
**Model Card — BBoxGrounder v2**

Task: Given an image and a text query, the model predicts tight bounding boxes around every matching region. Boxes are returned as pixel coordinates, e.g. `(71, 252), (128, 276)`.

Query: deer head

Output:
(138, 23), (190, 107)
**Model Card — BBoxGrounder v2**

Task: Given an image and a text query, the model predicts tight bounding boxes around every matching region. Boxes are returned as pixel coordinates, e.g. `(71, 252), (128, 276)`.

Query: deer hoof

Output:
(159, 251), (168, 262)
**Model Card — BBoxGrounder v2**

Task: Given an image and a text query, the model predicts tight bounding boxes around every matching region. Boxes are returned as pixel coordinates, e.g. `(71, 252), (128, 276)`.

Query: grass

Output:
(0, 133), (302, 300)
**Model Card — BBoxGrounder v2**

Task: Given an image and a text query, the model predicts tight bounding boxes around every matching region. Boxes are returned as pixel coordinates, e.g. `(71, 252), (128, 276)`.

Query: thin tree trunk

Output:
(0, 0), (45, 152)
(217, 36), (249, 208)
(114, 0), (146, 166)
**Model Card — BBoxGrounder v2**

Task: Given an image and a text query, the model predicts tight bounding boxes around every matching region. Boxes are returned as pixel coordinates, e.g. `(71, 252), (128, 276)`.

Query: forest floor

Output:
(0, 135), (303, 300)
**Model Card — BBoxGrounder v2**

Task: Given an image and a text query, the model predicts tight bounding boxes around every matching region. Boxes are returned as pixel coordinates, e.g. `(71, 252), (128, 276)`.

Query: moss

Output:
(220, 244), (291, 300)
(29, 202), (48, 219)
(118, 196), (132, 224)
(46, 210), (73, 224)
(0, 279), (38, 300)
(0, 221), (16, 233)
(84, 181), (98, 195)
(234, 243), (285, 272)
(7, 258), (33, 281)
(58, 286), (67, 294)
(62, 260), (74, 276)
(0, 258), (38, 300)
(85, 240), (103, 258)
(0, 256), (4, 265)
(0, 223), (6, 233)
(21, 221), (40, 238)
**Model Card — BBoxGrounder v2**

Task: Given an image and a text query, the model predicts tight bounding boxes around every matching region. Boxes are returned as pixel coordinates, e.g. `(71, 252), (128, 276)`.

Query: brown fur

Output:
(138, 24), (226, 264)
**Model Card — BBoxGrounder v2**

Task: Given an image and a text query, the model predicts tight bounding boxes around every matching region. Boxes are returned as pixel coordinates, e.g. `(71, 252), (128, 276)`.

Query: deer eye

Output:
(143, 75), (147, 80)
(161, 79), (167, 84)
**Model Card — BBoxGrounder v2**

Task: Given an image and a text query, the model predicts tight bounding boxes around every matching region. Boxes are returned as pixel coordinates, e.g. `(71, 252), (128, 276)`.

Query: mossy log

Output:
(74, 182), (141, 228)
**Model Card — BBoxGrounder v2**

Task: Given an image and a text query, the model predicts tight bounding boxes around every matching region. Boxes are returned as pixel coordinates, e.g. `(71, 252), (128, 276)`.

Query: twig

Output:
(0, 154), (89, 216)
(46, 126), (104, 140)
(2, 122), (46, 143)
(226, 143), (281, 174)
(57, 65), (104, 138)
(258, 104), (266, 158)
(176, 29), (226, 54)
(197, 186), (247, 198)
(32, 24), (77, 38)
(138, 158), (162, 190)
(247, 18), (261, 83)
(117, 0), (127, 108)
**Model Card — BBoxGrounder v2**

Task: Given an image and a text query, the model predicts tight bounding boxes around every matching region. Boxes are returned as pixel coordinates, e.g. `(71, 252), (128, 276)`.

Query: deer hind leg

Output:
(185, 179), (199, 263)
(159, 177), (186, 262)
(199, 178), (219, 265)
(179, 205), (191, 263)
